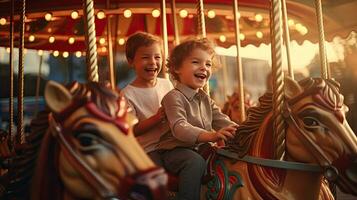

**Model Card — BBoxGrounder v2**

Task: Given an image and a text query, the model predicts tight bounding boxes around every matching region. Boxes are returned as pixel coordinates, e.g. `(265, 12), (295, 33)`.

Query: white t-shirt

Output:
(121, 78), (174, 152)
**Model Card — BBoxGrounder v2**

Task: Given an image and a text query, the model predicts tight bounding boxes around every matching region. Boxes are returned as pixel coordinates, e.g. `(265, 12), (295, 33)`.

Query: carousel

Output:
(0, 0), (357, 199)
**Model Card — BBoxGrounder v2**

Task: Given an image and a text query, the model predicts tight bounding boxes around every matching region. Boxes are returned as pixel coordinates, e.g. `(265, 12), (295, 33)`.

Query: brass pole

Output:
(281, 0), (294, 80)
(233, 0), (245, 122)
(160, 0), (169, 79)
(197, 0), (206, 37)
(83, 0), (99, 82)
(196, 0), (209, 94)
(35, 54), (43, 115)
(106, 0), (115, 89)
(270, 0), (285, 160)
(171, 0), (180, 45)
(314, 0), (329, 79)
(9, 0), (15, 144)
(17, 0), (26, 144)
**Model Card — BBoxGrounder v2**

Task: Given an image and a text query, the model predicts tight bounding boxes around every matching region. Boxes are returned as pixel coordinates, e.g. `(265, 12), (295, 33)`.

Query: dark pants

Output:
(160, 148), (206, 200)
(148, 150), (164, 166)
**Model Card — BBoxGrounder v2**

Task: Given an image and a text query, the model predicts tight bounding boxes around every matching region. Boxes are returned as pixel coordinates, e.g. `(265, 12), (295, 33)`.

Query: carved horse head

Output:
(31, 81), (167, 200)
(228, 78), (357, 199)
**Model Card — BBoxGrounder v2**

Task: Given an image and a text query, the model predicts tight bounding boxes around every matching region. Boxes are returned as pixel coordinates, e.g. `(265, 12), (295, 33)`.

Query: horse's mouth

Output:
(335, 158), (357, 196)
(120, 167), (168, 200)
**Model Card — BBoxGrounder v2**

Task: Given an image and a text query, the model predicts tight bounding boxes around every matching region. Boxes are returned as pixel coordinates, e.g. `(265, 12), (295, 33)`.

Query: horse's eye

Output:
(77, 133), (99, 147)
(302, 117), (319, 127)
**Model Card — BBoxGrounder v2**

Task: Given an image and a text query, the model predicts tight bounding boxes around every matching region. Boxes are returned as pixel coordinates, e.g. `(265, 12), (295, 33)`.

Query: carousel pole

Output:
(281, 0), (294, 80)
(314, 0), (330, 79)
(270, 0), (285, 160)
(17, 0), (26, 145)
(196, 0), (206, 37)
(106, 0), (115, 89)
(233, 0), (246, 122)
(83, 0), (99, 82)
(9, 0), (15, 145)
(160, 0), (169, 79)
(196, 0), (209, 94)
(171, 0), (180, 45)
(35, 54), (43, 115)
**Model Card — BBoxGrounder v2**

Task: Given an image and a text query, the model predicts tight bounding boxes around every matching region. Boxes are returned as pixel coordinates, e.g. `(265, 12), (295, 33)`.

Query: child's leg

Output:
(161, 148), (206, 200)
(148, 150), (163, 166)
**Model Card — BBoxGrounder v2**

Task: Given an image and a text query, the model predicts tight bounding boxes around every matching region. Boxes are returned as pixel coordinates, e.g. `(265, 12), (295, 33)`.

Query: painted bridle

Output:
(48, 95), (167, 200)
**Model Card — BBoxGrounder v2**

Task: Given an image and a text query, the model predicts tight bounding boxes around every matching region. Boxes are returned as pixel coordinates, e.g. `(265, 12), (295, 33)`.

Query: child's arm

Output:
(133, 107), (165, 136)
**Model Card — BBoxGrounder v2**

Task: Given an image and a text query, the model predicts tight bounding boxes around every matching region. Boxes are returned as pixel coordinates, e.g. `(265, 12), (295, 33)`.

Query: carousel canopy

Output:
(0, 0), (356, 52)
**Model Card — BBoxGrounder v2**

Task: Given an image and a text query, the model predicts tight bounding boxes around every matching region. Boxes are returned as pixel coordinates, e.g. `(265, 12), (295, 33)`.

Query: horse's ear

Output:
(45, 81), (72, 113)
(284, 77), (303, 99)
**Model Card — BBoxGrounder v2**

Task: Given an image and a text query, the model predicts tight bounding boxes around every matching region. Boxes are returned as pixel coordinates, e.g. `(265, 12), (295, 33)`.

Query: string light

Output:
(38, 50), (43, 56)
(63, 51), (69, 58)
(75, 51), (82, 58)
(118, 38), (125, 45)
(300, 26), (308, 35)
(28, 35), (35, 42)
(219, 35), (226, 42)
(152, 9), (160, 18)
(239, 33), (245, 41)
(256, 31), (263, 39)
(68, 37), (75, 44)
(6, 47), (10, 53)
(207, 10), (216, 19)
(101, 46), (107, 52)
(179, 9), (188, 18)
(53, 50), (59, 57)
(71, 10), (79, 19)
(45, 12), (52, 21)
(97, 10), (105, 19)
(99, 38), (106, 45)
(0, 18), (6, 25)
(123, 9), (132, 18)
(288, 19), (295, 26)
(49, 36), (55, 43)
(255, 14), (263, 22)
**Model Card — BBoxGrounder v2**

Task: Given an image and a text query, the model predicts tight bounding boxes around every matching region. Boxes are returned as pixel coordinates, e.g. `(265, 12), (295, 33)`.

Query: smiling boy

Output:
(158, 38), (237, 200)
(121, 32), (173, 165)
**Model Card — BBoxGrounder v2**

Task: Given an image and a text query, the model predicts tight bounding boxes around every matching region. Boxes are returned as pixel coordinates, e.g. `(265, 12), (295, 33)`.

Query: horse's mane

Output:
(30, 81), (122, 200)
(68, 81), (121, 117)
(227, 92), (273, 157)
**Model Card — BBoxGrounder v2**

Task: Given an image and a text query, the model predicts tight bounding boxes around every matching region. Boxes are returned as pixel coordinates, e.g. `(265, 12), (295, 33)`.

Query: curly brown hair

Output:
(125, 31), (162, 62)
(167, 38), (215, 81)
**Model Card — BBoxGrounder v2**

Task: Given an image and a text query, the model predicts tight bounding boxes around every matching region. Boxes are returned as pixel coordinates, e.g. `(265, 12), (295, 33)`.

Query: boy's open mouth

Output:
(194, 73), (207, 80)
(144, 67), (159, 73)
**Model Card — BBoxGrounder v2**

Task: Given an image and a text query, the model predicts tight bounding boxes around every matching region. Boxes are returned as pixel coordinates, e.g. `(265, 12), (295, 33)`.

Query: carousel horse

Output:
(200, 77), (357, 200)
(28, 81), (167, 200)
